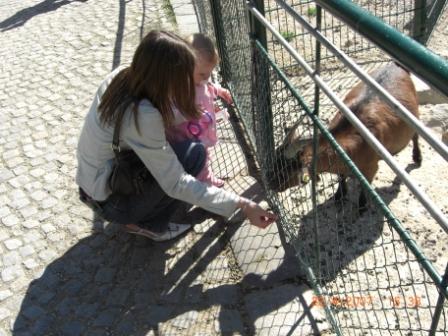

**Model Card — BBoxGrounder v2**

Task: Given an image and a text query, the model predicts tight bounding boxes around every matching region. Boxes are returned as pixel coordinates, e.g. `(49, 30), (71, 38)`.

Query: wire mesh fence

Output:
(192, 0), (448, 335)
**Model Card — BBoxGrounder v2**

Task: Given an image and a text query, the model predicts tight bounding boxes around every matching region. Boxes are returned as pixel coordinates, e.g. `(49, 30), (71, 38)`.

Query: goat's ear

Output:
(284, 138), (311, 159)
(283, 122), (301, 140)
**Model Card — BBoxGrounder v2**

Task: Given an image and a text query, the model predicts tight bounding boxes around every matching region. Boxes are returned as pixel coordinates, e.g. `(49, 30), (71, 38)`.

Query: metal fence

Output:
(192, 0), (448, 335)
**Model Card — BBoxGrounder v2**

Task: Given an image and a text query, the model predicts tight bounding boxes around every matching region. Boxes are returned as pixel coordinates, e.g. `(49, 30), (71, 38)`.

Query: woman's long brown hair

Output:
(98, 30), (200, 130)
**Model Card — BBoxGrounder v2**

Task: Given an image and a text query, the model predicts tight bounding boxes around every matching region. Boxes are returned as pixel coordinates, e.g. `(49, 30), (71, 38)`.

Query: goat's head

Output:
(266, 124), (312, 192)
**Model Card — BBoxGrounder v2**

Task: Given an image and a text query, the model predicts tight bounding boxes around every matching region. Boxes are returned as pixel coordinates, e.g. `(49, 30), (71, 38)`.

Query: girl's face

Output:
(193, 56), (216, 86)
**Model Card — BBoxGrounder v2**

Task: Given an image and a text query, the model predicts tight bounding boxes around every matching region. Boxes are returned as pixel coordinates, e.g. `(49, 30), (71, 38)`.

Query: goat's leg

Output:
(358, 162), (379, 215)
(334, 175), (347, 202)
(358, 190), (368, 214)
(412, 133), (422, 166)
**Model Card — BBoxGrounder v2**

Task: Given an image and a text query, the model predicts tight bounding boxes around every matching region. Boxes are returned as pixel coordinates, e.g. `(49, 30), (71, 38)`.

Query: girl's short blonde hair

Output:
(186, 33), (219, 63)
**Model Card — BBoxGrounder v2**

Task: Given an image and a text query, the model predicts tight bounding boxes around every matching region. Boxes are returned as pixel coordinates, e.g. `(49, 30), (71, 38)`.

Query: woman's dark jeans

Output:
(86, 140), (206, 232)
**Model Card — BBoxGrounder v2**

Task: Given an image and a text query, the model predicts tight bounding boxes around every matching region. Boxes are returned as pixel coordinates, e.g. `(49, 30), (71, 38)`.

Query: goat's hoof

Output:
(334, 192), (346, 202)
(358, 205), (368, 216)
(334, 195), (347, 205)
(412, 152), (422, 167)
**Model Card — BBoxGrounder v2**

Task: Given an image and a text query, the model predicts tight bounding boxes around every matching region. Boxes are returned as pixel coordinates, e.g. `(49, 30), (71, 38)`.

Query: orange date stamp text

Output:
(311, 295), (421, 308)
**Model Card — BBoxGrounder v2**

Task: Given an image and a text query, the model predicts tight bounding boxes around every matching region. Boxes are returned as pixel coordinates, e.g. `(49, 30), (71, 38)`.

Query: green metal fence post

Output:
(429, 263), (448, 335)
(249, 0), (268, 48)
(413, 0), (427, 43)
(209, 0), (231, 83)
(311, 4), (323, 283)
(248, 0), (272, 148)
(248, 0), (274, 157)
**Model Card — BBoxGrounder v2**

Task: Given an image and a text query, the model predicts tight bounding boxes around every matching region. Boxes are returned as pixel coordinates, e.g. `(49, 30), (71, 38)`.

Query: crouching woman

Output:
(76, 30), (276, 241)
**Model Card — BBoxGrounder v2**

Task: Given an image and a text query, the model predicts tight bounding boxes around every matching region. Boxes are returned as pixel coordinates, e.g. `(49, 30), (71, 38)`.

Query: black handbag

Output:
(108, 113), (151, 195)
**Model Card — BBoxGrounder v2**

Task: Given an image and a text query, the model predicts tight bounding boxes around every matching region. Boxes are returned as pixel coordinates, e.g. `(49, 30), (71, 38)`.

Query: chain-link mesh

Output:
(192, 0), (448, 335)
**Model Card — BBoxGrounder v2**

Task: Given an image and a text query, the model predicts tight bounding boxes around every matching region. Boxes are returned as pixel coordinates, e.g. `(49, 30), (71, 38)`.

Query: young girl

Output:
(76, 30), (276, 241)
(166, 33), (232, 187)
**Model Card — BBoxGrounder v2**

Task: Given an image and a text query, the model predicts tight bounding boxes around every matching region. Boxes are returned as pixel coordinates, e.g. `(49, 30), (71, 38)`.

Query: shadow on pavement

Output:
(112, 0), (126, 70)
(0, 0), (88, 32)
(112, 0), (154, 70)
(12, 183), (326, 335)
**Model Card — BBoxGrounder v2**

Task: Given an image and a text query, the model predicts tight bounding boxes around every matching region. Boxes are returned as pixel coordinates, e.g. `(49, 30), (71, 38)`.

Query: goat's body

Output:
(314, 63), (420, 182)
(269, 63), (422, 209)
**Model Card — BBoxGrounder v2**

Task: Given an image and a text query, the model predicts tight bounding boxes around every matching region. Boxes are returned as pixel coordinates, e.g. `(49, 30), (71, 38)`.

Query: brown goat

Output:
(268, 63), (422, 210)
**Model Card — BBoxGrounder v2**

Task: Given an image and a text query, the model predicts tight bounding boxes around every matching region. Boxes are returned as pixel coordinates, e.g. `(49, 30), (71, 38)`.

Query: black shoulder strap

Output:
(112, 98), (139, 158)
(112, 110), (125, 157)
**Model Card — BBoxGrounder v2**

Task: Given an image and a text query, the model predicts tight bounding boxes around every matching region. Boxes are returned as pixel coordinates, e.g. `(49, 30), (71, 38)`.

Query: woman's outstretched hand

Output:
(238, 198), (277, 229)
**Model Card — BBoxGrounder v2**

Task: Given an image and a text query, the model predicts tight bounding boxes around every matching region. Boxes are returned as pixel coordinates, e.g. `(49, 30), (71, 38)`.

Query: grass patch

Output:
(307, 6), (317, 17)
(280, 30), (295, 42)
(162, 0), (177, 27)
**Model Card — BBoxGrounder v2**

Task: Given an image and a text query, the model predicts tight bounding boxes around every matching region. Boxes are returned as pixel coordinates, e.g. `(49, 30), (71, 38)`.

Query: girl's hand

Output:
(219, 88), (233, 105)
(238, 198), (277, 229)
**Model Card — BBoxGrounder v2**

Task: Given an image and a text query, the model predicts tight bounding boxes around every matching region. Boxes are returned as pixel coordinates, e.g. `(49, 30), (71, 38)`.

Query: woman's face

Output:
(193, 56), (216, 86)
